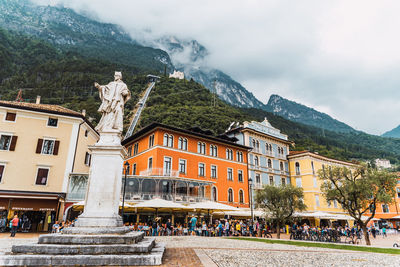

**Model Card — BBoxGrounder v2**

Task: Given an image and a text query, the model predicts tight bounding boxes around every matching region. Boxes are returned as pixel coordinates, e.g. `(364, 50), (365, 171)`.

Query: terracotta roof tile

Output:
(0, 100), (83, 118)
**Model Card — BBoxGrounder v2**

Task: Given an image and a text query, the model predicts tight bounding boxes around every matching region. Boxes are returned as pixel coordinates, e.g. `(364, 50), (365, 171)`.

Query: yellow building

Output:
(288, 150), (357, 227)
(0, 99), (98, 231)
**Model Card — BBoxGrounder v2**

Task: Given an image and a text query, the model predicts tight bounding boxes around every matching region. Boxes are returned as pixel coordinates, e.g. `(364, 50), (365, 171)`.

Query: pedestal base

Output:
(74, 215), (123, 228)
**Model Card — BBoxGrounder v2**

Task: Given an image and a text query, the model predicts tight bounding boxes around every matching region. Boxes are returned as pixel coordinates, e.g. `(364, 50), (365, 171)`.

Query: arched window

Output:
(311, 161), (315, 174)
(183, 138), (187, 150)
(168, 135), (173, 147)
(256, 140), (260, 149)
(178, 137), (183, 150)
(269, 144), (272, 151)
(213, 145), (218, 157)
(198, 142), (202, 153)
(254, 156), (259, 166)
(280, 162), (284, 171)
(268, 159), (272, 168)
(239, 190), (244, 204)
(201, 143), (206, 154)
(295, 162), (300, 175)
(163, 134), (168, 146)
(228, 188), (233, 203)
(212, 186), (218, 201)
(252, 139), (256, 148)
(266, 143), (269, 151)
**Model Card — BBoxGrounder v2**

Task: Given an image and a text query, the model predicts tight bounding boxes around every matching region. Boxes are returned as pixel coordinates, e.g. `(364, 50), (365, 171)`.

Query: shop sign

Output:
(0, 206), (5, 210)
(39, 208), (55, 211)
(13, 207), (34, 211)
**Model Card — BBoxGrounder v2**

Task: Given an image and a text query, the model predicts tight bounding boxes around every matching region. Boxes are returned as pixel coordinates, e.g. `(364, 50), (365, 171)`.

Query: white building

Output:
(169, 70), (185, 80)
(374, 158), (392, 169)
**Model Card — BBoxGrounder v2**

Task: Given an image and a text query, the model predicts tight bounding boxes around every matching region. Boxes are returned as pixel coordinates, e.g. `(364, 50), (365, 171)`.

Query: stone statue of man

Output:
(94, 72), (131, 134)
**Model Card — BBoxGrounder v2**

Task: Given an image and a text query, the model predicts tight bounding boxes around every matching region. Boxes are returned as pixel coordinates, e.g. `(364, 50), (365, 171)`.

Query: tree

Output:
(255, 185), (306, 239)
(319, 165), (397, 245)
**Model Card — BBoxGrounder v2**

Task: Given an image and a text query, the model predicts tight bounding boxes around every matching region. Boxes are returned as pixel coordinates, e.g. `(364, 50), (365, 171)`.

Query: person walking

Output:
(10, 215), (19, 237)
(382, 226), (387, 238)
(371, 226), (376, 239)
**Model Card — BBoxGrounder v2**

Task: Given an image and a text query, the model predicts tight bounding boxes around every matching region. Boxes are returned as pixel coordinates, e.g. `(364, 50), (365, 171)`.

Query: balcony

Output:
(253, 183), (263, 190)
(139, 168), (180, 177)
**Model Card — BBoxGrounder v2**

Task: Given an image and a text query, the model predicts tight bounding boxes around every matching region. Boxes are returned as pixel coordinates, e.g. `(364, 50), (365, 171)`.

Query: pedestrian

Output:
(10, 215), (19, 237)
(371, 226), (376, 239)
(190, 215), (197, 235)
(166, 219), (172, 236)
(382, 226), (387, 238)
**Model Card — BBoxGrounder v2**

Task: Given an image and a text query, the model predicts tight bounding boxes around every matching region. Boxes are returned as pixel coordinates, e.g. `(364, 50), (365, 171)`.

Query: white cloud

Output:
(34, 0), (400, 135)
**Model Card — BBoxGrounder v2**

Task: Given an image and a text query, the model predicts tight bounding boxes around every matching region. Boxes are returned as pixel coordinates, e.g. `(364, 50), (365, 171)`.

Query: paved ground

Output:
(1, 233), (400, 266)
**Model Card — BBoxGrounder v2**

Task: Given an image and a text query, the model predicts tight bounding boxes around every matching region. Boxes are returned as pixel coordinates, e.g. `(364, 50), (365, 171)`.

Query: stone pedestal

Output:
(75, 130), (124, 229)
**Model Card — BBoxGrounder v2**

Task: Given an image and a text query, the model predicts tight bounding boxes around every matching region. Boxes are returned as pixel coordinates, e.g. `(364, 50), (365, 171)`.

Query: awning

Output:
(0, 198), (8, 210)
(132, 198), (191, 210)
(391, 215), (400, 219)
(10, 199), (58, 211)
(188, 201), (238, 212)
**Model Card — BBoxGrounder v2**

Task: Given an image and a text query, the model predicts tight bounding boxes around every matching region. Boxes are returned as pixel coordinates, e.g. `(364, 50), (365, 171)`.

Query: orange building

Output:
(122, 123), (251, 208)
(365, 173), (400, 228)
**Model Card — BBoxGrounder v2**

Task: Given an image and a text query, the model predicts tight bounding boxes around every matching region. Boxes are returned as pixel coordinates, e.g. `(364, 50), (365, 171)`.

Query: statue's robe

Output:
(96, 80), (131, 133)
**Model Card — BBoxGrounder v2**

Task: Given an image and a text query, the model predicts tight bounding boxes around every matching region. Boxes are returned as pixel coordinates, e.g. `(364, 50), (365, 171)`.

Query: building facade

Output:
(226, 119), (292, 206)
(288, 151), (357, 226)
(0, 100), (98, 231)
(122, 123), (250, 209)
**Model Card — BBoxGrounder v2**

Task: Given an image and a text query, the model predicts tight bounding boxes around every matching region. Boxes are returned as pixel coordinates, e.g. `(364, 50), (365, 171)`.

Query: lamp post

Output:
(121, 161), (130, 223)
(249, 178), (253, 224)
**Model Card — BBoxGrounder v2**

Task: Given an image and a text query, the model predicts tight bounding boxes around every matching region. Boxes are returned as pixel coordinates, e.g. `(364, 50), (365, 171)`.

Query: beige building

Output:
(0, 99), (98, 231)
(288, 151), (357, 227)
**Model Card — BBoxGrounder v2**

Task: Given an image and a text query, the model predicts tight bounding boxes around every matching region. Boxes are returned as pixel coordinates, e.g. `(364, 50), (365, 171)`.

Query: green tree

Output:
(319, 165), (397, 245)
(255, 185), (306, 239)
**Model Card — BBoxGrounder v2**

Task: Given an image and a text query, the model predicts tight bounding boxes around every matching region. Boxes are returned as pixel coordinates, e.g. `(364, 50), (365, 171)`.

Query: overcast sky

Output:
(38, 0), (400, 135)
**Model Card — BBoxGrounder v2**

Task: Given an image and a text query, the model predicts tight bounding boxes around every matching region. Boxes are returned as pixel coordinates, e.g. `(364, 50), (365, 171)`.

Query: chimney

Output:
(82, 109), (86, 117)
(35, 96), (41, 104)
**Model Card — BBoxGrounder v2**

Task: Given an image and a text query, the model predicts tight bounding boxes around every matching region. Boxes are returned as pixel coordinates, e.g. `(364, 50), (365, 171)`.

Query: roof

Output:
(0, 100), (98, 134)
(226, 126), (294, 145)
(122, 122), (252, 150)
(0, 100), (83, 118)
(288, 150), (356, 166)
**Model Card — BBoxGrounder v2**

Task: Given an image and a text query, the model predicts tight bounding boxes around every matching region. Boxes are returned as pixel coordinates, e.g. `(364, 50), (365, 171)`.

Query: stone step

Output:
(38, 231), (144, 245)
(0, 243), (165, 266)
(12, 237), (155, 255)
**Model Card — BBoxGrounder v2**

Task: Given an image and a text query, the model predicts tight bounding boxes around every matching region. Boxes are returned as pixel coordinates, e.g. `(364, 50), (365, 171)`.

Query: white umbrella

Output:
(132, 198), (192, 217)
(188, 201), (239, 211)
(73, 201), (135, 208)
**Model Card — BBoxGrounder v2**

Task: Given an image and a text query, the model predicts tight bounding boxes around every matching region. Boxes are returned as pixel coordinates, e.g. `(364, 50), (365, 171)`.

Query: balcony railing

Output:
(121, 193), (209, 203)
(139, 168), (180, 177)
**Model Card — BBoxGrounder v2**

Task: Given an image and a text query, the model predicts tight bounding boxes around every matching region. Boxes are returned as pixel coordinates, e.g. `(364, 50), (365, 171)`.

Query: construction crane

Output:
(124, 75), (160, 140)
(15, 89), (23, 102)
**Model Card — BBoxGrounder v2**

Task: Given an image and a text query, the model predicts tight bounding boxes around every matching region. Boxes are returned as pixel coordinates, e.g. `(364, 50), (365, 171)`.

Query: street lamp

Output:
(121, 161), (130, 223)
(248, 178), (253, 224)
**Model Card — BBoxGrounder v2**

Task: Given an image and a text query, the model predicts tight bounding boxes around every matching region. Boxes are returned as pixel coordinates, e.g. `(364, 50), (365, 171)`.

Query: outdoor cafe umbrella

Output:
(188, 201), (238, 223)
(72, 201), (135, 211)
(132, 198), (192, 217)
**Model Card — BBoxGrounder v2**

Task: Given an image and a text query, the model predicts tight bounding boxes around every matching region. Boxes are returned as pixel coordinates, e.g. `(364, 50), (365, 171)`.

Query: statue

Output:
(94, 72), (131, 134)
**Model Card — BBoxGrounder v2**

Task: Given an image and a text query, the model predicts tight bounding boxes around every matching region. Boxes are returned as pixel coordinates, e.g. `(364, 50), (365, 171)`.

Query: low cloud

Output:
(34, 0), (400, 135)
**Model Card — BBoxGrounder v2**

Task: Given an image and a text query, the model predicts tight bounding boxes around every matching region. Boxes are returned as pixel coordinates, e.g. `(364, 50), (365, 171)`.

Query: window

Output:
(238, 170), (243, 182)
(295, 177), (302, 187)
(198, 163), (205, 177)
(256, 140), (260, 149)
(84, 152), (91, 166)
(212, 186), (218, 201)
(36, 138), (59, 155)
(210, 145), (218, 157)
(281, 177), (286, 185)
(236, 151), (243, 162)
(35, 168), (49, 185)
(47, 118), (58, 127)
(269, 175), (274, 185)
(280, 162), (284, 171)
(133, 143), (139, 155)
(382, 204), (390, 213)
(0, 135), (12, 150)
(0, 165), (4, 182)
(239, 190), (244, 204)
(256, 173), (261, 184)
(163, 157), (172, 175)
(5, 112), (16, 122)
(397, 188), (400, 198)
(252, 139), (256, 148)
(269, 144), (272, 151)
(179, 159), (186, 174)
(369, 203), (376, 213)
(84, 130), (88, 137)
(197, 142), (206, 154)
(178, 137), (187, 150)
(265, 143), (269, 152)
(211, 165), (217, 178)
(227, 168), (233, 181)
(228, 188), (233, 202)
(148, 157), (153, 170)
(254, 156), (259, 166)
(132, 163), (137, 175)
(313, 177), (317, 188)
(311, 161), (315, 174)
(267, 159), (272, 168)
(163, 134), (173, 147)
(127, 146), (132, 157)
(333, 200), (338, 208)
(226, 149), (233, 160)
(295, 162), (300, 175)
(315, 195), (320, 207)
(149, 134), (155, 148)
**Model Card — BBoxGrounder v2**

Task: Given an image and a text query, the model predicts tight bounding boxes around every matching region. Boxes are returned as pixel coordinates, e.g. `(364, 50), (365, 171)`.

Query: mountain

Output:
(145, 36), (267, 109)
(0, 0), (173, 72)
(382, 125), (400, 138)
(265, 94), (357, 133)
